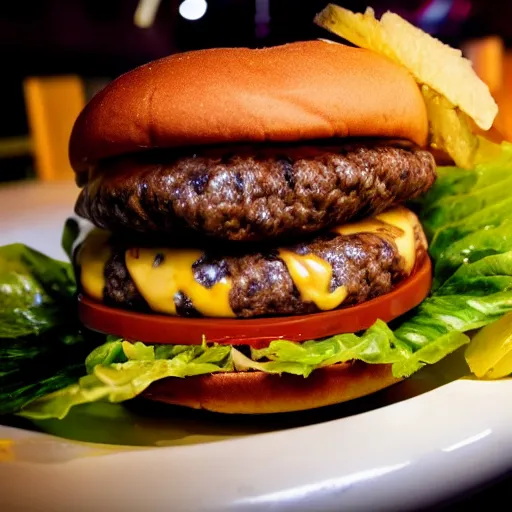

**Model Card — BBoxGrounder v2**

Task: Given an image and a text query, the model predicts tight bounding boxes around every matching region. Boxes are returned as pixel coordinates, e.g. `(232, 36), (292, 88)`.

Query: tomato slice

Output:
(78, 256), (431, 348)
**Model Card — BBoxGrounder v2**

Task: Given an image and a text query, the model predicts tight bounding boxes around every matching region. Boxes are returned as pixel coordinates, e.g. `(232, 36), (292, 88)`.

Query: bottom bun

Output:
(142, 363), (400, 414)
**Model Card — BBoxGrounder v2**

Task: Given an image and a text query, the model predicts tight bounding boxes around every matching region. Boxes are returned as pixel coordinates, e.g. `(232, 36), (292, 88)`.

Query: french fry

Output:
(315, 5), (500, 168)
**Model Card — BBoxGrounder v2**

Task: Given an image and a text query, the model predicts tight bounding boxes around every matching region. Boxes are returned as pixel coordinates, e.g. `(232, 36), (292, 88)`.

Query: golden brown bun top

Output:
(69, 40), (428, 174)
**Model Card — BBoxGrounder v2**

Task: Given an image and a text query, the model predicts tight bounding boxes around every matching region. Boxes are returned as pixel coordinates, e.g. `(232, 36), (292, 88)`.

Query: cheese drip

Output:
(333, 206), (417, 274)
(125, 248), (235, 317)
(279, 206), (418, 312)
(77, 229), (112, 301)
(278, 250), (348, 311)
(78, 206), (418, 317)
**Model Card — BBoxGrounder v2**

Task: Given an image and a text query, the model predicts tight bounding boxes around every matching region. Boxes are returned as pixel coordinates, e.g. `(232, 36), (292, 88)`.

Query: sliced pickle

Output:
(465, 313), (512, 379)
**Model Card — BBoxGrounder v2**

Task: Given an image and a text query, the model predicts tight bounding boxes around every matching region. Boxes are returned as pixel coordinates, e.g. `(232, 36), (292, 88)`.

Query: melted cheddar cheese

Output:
(333, 206), (417, 274)
(375, 208), (417, 274)
(77, 229), (112, 301)
(125, 248), (235, 317)
(278, 250), (348, 310)
(78, 207), (419, 317)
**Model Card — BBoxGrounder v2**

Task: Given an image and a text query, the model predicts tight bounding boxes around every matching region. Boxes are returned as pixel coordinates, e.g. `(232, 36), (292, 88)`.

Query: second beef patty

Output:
(76, 208), (428, 318)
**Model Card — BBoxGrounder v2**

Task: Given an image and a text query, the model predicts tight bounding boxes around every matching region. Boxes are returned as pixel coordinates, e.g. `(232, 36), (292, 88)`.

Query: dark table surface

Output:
(431, 473), (512, 510)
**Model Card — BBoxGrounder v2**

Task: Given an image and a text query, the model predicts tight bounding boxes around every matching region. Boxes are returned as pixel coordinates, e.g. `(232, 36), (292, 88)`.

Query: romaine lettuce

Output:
(18, 320), (469, 420)
(20, 340), (233, 420)
(0, 244), (76, 338)
(0, 244), (86, 415)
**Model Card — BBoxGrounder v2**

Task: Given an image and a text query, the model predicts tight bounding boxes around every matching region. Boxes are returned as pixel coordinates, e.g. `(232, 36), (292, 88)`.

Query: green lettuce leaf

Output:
(0, 329), (86, 416)
(247, 321), (469, 378)
(433, 223), (512, 286)
(20, 341), (233, 420)
(395, 251), (512, 350)
(422, 175), (512, 236)
(428, 198), (512, 261)
(0, 244), (75, 338)
(19, 317), (472, 420)
(250, 321), (411, 376)
(416, 142), (512, 289)
(0, 239), (86, 415)
(418, 142), (512, 236)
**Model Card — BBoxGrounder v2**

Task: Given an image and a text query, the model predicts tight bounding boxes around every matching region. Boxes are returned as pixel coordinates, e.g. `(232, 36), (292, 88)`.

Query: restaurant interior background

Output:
(0, 0), (511, 183)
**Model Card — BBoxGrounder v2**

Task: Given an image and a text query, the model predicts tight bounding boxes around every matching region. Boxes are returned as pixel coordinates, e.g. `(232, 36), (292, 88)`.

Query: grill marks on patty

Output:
(75, 143), (436, 242)
(99, 227), (426, 318)
(193, 255), (230, 288)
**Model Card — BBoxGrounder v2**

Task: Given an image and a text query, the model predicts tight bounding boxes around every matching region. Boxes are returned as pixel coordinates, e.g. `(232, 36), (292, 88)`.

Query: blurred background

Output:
(1, 0), (511, 182)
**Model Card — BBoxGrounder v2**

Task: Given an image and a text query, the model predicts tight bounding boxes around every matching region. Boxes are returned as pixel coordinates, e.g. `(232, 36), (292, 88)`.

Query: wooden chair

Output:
(23, 75), (86, 181)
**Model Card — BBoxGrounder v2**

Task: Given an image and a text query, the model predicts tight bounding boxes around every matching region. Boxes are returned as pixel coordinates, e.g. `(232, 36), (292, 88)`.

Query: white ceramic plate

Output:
(0, 182), (511, 512)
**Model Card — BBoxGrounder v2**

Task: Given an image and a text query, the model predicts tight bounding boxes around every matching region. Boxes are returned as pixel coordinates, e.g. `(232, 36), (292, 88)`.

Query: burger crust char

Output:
(76, 143), (436, 241)
(99, 217), (428, 318)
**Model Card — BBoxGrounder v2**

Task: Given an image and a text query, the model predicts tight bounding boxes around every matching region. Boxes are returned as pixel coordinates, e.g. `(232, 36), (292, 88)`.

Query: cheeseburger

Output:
(70, 40), (436, 413)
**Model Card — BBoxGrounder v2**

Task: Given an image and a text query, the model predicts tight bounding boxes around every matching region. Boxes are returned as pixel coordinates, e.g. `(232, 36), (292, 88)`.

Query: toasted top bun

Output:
(69, 40), (428, 175)
(142, 362), (399, 414)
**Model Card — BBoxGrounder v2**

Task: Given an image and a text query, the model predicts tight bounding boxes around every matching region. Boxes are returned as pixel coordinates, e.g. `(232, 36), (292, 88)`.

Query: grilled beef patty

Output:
(85, 221), (427, 318)
(75, 141), (436, 242)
